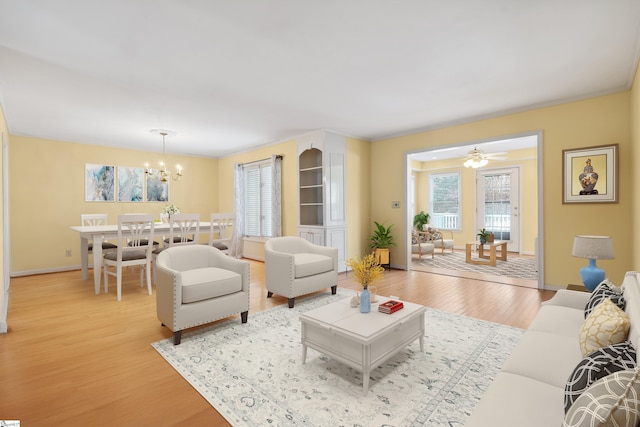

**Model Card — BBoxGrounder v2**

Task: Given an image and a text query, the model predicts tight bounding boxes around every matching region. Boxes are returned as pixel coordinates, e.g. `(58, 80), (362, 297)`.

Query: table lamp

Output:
(571, 235), (614, 291)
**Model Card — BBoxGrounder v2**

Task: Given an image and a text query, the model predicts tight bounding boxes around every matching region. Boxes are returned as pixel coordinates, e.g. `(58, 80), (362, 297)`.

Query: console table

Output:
(465, 240), (508, 267)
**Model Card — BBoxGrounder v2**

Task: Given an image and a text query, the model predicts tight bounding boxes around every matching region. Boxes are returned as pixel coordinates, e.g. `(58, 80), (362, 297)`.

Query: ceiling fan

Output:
(463, 147), (507, 168)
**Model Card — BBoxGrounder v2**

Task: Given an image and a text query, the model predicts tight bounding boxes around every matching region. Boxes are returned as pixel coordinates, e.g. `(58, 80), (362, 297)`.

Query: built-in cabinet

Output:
(297, 130), (346, 271)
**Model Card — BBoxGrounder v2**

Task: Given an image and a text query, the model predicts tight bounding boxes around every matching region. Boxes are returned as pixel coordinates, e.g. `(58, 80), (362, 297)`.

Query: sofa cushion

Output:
(584, 280), (625, 319)
(180, 267), (242, 303)
(579, 298), (630, 357)
(500, 330), (584, 388)
(293, 253), (333, 278)
(563, 369), (640, 427)
(528, 304), (585, 338)
(464, 372), (565, 427)
(564, 341), (637, 413)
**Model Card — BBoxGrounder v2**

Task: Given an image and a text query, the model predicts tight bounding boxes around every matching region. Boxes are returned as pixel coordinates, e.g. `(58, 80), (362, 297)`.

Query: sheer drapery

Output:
(271, 154), (282, 238)
(229, 163), (244, 258)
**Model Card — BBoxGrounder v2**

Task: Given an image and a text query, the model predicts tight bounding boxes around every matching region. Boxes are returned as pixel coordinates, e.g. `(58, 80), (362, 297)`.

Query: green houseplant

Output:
(413, 211), (430, 231)
(477, 228), (490, 244)
(368, 221), (396, 265)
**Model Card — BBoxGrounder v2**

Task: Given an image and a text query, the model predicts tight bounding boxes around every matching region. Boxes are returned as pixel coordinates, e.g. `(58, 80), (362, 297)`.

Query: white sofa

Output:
(465, 272), (640, 427)
(264, 236), (338, 308)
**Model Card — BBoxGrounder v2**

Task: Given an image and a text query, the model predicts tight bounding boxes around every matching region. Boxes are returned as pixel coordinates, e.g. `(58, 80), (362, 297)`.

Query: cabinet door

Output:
(299, 229), (324, 246)
(326, 227), (346, 272)
(325, 152), (345, 225)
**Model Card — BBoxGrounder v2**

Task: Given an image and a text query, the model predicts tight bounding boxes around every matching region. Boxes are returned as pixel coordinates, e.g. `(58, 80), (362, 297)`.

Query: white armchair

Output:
(264, 236), (338, 308)
(155, 245), (250, 345)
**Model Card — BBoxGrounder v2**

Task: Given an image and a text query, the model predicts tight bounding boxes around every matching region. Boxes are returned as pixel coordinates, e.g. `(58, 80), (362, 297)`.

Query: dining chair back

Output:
(209, 212), (234, 254)
(103, 214), (155, 301)
(81, 214), (118, 254)
(153, 213), (200, 283)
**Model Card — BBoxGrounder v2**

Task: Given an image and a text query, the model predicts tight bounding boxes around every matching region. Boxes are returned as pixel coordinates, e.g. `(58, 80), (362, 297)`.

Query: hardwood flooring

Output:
(0, 260), (555, 426)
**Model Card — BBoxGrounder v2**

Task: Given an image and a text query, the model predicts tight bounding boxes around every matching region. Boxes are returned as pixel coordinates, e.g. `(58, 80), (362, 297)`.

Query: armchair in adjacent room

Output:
(422, 225), (455, 254)
(411, 229), (435, 260)
(264, 236), (338, 308)
(155, 245), (250, 345)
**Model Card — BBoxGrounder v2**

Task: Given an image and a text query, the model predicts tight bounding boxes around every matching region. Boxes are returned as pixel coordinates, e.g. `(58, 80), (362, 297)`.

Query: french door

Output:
(475, 167), (520, 252)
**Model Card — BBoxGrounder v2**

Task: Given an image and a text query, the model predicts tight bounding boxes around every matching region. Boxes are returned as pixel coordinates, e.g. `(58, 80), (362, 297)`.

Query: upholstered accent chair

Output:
(423, 225), (455, 254)
(411, 229), (435, 259)
(155, 245), (250, 345)
(264, 236), (338, 308)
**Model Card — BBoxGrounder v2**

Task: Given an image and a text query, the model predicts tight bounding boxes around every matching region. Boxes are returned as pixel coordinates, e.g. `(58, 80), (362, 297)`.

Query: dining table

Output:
(69, 221), (219, 295)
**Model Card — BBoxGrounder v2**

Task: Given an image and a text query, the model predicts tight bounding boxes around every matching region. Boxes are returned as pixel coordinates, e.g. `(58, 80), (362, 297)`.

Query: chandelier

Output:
(145, 129), (182, 182)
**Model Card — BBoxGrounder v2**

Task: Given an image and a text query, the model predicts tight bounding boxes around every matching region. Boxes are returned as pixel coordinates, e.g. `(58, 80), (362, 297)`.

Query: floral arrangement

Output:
(346, 253), (384, 289)
(162, 204), (180, 215)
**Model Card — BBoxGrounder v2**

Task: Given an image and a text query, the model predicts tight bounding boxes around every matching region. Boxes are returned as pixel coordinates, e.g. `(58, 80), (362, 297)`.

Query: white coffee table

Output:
(299, 296), (426, 395)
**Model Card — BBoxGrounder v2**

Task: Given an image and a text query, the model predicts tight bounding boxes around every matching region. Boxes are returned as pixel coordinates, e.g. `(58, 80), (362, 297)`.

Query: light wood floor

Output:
(1, 260), (555, 426)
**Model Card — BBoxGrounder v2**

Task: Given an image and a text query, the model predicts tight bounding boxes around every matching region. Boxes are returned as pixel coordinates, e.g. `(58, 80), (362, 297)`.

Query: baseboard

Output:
(11, 265), (81, 277)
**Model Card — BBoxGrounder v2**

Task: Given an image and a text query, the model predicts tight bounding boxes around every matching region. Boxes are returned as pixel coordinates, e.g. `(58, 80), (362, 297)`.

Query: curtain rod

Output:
(238, 154), (283, 167)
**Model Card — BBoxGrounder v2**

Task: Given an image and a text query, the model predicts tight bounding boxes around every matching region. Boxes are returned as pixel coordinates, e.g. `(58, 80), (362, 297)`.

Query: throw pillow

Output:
(563, 369), (640, 427)
(564, 341), (637, 413)
(579, 298), (630, 357)
(584, 280), (625, 319)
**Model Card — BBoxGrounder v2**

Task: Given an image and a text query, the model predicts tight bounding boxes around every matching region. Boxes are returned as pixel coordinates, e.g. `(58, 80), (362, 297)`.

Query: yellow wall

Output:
(346, 136), (372, 258)
(0, 105), (6, 331)
(632, 63), (640, 269)
(9, 136), (218, 274)
(372, 92), (632, 287)
(412, 147), (537, 253)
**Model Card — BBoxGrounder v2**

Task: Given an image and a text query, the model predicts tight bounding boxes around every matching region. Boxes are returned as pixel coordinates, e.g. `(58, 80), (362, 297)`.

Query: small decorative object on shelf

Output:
(379, 300), (404, 314)
(346, 252), (385, 314)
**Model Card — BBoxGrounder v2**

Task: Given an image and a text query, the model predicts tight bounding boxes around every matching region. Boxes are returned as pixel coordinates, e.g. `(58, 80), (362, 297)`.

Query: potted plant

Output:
(477, 228), (490, 244)
(413, 211), (430, 231)
(368, 221), (396, 265)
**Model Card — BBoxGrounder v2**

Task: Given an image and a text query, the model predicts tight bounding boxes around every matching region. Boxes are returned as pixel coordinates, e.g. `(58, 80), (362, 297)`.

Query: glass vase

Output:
(360, 286), (371, 313)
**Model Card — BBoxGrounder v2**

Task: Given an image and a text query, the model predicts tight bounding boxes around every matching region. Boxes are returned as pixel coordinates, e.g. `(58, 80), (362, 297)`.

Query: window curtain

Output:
(271, 154), (282, 237)
(229, 163), (244, 258)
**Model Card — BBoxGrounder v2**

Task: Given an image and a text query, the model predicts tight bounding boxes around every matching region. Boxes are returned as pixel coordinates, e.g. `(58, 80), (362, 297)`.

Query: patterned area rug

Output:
(152, 291), (523, 427)
(416, 251), (538, 280)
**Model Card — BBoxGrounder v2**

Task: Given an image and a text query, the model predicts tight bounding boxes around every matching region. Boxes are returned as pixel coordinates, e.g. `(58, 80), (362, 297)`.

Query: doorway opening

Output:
(405, 132), (543, 289)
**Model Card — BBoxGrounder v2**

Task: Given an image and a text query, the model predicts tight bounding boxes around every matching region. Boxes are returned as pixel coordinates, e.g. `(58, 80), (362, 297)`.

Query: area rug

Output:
(416, 251), (538, 280)
(152, 291), (524, 426)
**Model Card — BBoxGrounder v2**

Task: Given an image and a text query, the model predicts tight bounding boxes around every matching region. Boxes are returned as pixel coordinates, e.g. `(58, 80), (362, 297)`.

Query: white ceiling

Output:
(0, 1), (639, 158)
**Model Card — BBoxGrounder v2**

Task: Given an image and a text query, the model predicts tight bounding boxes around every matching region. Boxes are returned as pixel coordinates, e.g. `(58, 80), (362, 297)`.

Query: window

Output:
(429, 172), (461, 230)
(243, 161), (273, 237)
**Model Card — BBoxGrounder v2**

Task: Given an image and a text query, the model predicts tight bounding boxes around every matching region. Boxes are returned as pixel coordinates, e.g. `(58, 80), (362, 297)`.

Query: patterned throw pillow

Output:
(563, 369), (640, 427)
(584, 280), (625, 319)
(564, 341), (637, 413)
(579, 298), (630, 357)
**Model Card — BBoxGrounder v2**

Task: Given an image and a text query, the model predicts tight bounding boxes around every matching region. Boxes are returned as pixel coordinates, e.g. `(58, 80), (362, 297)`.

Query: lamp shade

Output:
(571, 235), (614, 260)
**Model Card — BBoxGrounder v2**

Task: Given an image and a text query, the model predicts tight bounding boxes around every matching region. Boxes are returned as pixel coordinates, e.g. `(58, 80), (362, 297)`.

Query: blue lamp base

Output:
(580, 259), (606, 292)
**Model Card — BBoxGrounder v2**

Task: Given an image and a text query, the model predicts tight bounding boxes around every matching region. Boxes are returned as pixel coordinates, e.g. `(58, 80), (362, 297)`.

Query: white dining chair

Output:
(152, 213), (200, 283)
(81, 214), (118, 274)
(209, 212), (233, 255)
(103, 214), (155, 301)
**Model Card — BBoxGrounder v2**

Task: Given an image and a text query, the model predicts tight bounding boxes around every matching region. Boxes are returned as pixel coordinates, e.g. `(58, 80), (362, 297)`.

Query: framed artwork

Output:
(85, 164), (115, 202)
(117, 166), (144, 202)
(563, 144), (618, 204)
(146, 174), (169, 202)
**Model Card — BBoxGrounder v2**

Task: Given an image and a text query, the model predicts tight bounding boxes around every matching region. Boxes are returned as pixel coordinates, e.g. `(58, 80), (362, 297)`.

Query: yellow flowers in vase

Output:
(346, 252), (385, 289)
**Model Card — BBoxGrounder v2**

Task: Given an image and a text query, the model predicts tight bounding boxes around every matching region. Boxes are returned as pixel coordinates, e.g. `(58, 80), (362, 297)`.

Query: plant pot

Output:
(374, 248), (390, 265)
